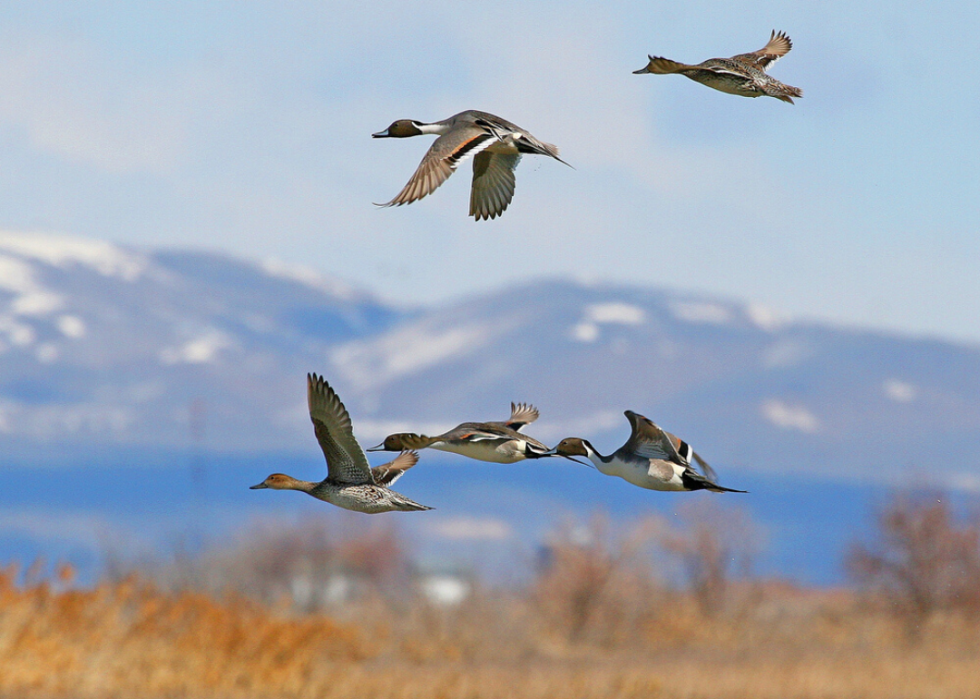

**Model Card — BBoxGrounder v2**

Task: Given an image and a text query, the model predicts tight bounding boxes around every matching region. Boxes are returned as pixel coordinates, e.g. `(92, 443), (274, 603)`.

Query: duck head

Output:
(372, 120), (425, 138)
(367, 433), (432, 452)
(250, 473), (301, 490)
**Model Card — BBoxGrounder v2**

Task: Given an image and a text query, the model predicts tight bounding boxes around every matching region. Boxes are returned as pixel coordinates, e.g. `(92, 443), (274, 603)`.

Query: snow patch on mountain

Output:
(571, 302), (645, 343)
(160, 329), (236, 365)
(331, 323), (489, 390)
(261, 258), (357, 301)
(0, 231), (146, 281)
(670, 300), (733, 325)
(883, 378), (916, 403)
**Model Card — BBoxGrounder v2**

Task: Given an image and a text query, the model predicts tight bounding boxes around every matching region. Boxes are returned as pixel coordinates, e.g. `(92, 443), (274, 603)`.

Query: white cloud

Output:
(761, 399), (820, 433)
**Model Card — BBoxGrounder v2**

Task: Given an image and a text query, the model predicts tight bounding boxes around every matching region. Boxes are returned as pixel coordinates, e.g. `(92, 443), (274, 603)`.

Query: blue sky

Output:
(0, 1), (977, 343)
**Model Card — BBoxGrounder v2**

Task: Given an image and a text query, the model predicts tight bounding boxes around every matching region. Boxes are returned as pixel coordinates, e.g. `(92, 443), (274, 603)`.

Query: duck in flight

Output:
(634, 30), (802, 103)
(250, 373), (433, 513)
(367, 402), (571, 464)
(547, 410), (746, 493)
(373, 110), (570, 220)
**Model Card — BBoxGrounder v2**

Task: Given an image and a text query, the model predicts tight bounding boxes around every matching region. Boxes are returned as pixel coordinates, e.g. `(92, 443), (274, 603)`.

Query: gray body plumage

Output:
(373, 110), (569, 220)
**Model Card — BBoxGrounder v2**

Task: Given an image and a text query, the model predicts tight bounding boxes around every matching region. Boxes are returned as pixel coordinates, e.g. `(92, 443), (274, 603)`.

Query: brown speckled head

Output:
(250, 473), (300, 490)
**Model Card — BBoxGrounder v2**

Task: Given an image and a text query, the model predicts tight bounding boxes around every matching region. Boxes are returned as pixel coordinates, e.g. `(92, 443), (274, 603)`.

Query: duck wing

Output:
(731, 30), (792, 71)
(622, 410), (686, 465)
(470, 150), (520, 221)
(504, 402), (540, 431)
(377, 126), (499, 208)
(371, 450), (420, 487)
(690, 450), (719, 483)
(307, 373), (374, 485)
(454, 422), (550, 452)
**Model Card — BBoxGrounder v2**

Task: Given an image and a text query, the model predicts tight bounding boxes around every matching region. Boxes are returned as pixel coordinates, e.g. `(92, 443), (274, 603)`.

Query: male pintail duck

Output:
(250, 373), (433, 513)
(373, 110), (570, 220)
(367, 402), (564, 464)
(547, 410), (746, 493)
(634, 30), (802, 103)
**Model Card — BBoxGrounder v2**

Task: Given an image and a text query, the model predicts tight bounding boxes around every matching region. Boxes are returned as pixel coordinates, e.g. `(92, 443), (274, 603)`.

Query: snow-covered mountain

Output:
(2, 231), (978, 488)
(0, 231), (403, 458)
(330, 281), (980, 487)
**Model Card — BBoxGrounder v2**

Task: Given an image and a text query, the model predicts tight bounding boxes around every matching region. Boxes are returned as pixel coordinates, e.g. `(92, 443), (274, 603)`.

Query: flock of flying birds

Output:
(251, 32), (801, 512)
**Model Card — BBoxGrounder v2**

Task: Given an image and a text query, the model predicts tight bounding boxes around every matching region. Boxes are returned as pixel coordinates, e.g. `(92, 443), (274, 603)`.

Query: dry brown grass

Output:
(4, 496), (980, 698)
(3, 562), (979, 699)
(0, 562), (366, 698)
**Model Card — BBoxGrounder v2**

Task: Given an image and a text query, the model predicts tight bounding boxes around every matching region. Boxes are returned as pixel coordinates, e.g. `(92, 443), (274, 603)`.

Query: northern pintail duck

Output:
(547, 410), (746, 493)
(367, 402), (559, 464)
(373, 110), (570, 220)
(250, 373), (433, 513)
(634, 30), (802, 104)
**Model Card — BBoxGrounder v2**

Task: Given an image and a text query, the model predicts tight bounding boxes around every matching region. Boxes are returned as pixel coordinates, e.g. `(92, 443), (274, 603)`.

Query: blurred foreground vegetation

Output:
(2, 492), (979, 698)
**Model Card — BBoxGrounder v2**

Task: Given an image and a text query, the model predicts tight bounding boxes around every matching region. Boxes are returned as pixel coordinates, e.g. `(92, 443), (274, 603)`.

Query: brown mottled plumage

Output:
(634, 31), (802, 103)
(250, 374), (432, 513)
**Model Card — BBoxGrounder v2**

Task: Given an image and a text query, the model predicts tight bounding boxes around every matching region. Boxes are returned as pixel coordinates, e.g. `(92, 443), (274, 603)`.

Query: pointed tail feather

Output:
(765, 81), (803, 103)
(635, 56), (697, 75)
(390, 492), (434, 511)
(705, 483), (749, 494)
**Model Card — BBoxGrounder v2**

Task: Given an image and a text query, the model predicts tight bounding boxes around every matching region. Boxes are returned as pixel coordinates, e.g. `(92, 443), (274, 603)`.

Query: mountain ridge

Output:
(1, 232), (977, 489)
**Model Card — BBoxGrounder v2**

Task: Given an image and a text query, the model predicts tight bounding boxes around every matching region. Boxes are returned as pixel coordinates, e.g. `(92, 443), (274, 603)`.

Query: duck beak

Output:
(633, 65), (651, 74)
(365, 442), (386, 452)
(249, 482), (268, 490)
(537, 447), (587, 467)
(372, 128), (391, 138)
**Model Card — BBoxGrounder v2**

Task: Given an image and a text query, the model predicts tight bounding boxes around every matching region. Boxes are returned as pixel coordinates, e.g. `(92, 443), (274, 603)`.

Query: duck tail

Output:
(634, 56), (695, 75)
(766, 80), (803, 104)
(682, 469), (748, 493)
(390, 492), (434, 512)
(705, 482), (749, 494)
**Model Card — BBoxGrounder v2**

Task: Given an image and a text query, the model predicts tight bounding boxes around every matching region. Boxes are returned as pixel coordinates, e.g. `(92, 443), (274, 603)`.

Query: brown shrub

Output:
(846, 491), (980, 635)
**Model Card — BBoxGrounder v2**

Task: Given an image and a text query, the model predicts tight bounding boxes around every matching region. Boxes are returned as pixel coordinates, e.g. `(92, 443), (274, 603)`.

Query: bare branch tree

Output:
(532, 511), (661, 645)
(846, 491), (980, 635)
(660, 500), (762, 617)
